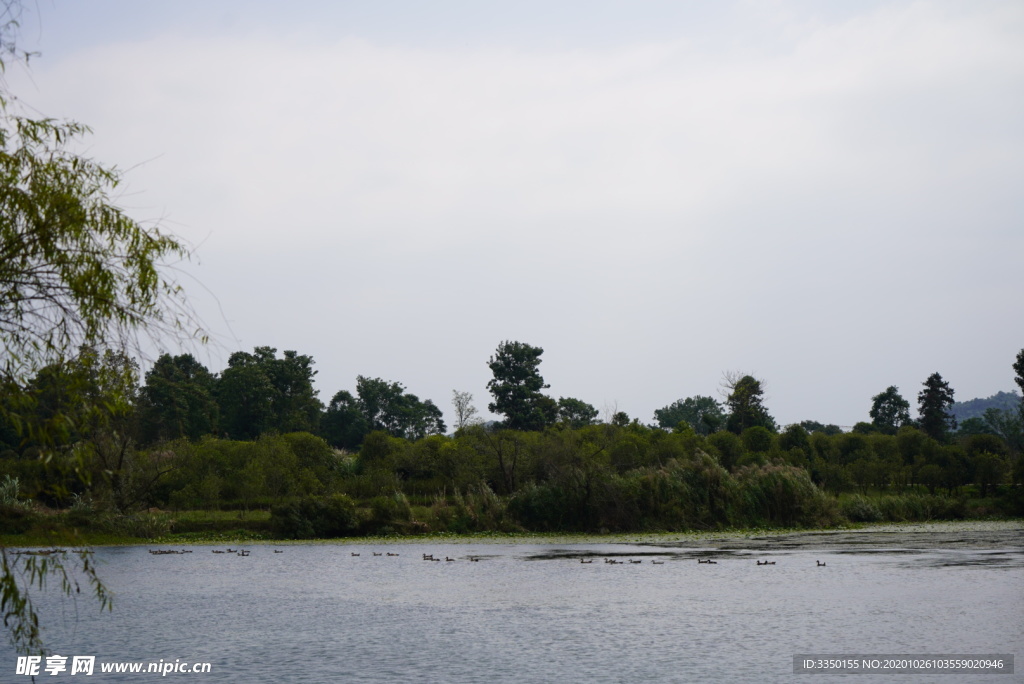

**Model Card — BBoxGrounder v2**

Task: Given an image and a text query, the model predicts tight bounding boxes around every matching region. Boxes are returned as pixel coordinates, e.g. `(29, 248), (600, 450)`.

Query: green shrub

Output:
(0, 503), (35, 534)
(507, 482), (575, 531)
(99, 513), (172, 539)
(0, 475), (36, 533)
(365, 492), (412, 533)
(873, 492), (966, 521)
(733, 463), (839, 528)
(270, 495), (359, 539)
(840, 494), (882, 522)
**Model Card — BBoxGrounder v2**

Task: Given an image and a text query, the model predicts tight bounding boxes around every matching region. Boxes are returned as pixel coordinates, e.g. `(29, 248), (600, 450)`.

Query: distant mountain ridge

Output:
(950, 390), (1021, 422)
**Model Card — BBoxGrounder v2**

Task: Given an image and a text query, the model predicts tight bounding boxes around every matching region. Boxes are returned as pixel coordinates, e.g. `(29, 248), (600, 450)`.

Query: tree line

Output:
(2, 340), (1021, 534)
(7, 340), (1020, 453)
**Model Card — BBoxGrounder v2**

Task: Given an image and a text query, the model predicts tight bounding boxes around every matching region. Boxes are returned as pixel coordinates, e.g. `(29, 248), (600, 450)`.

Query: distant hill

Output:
(950, 391), (1021, 422)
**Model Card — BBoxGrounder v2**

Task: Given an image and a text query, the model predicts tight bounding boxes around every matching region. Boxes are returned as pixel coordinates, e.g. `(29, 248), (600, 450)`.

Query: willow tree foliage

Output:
(0, 1), (199, 654)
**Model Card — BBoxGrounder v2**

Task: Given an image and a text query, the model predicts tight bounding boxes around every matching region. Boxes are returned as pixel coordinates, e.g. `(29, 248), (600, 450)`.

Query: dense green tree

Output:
(468, 426), (536, 494)
(397, 393), (445, 441)
(851, 422), (877, 435)
(217, 349), (277, 439)
(962, 433), (1008, 460)
(778, 424), (810, 453)
(706, 431), (744, 471)
(918, 372), (956, 442)
(836, 432), (871, 465)
(653, 395), (724, 435)
(265, 350), (322, 434)
(355, 377), (406, 433)
(724, 375), (776, 434)
(973, 452), (1008, 497)
(216, 347), (322, 439)
(486, 341), (557, 431)
(354, 376), (445, 440)
(557, 397), (599, 429)
(869, 386), (911, 434)
(741, 426), (774, 454)
(320, 390), (368, 450)
(895, 425), (931, 466)
(610, 411), (631, 427)
(138, 353), (218, 443)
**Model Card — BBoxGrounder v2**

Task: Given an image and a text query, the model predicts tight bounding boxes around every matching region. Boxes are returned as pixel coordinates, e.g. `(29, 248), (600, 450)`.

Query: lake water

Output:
(5, 524), (1023, 683)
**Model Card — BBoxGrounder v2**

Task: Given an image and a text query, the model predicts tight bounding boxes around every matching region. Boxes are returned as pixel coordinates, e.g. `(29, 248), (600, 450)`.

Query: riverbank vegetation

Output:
(3, 342), (1022, 543)
(2, 410), (1021, 543)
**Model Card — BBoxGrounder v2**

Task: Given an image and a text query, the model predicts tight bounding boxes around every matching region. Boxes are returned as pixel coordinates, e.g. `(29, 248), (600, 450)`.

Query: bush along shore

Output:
(2, 425), (1020, 545)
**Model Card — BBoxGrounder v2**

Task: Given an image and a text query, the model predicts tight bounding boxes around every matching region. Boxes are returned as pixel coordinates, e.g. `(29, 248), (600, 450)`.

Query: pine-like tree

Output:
(917, 372), (956, 442)
(486, 340), (557, 431)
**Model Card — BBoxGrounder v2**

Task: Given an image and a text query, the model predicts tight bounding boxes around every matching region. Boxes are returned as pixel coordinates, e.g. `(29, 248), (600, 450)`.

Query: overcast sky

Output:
(9, 0), (1023, 429)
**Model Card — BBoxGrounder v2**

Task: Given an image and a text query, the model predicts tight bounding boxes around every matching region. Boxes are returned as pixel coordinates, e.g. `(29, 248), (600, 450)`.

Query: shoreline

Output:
(3, 519), (1021, 550)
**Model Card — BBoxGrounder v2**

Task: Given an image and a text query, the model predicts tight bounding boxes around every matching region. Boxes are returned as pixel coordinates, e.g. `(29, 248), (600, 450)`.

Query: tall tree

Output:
(395, 393), (446, 440)
(917, 372), (956, 442)
(264, 349), (322, 433)
(216, 347), (321, 439)
(869, 386), (911, 434)
(138, 353), (218, 443)
(723, 374), (776, 434)
(486, 341), (557, 431)
(216, 349), (276, 440)
(320, 390), (368, 450)
(653, 395), (724, 434)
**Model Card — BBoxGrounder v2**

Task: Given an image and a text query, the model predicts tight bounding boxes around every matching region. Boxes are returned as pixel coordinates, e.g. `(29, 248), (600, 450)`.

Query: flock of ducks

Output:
(420, 553), (480, 562)
(149, 549), (193, 555)
(143, 548), (829, 566)
(351, 551), (401, 557)
(8, 548), (89, 556)
(150, 548), (266, 556)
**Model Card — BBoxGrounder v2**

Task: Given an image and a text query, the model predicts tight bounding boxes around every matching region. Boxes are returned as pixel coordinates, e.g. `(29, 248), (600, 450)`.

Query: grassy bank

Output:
(4, 518), (1021, 550)
(2, 498), (1020, 548)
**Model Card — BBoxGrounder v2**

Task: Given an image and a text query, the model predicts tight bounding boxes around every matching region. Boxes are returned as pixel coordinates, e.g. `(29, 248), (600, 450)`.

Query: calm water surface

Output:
(7, 530), (1023, 683)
